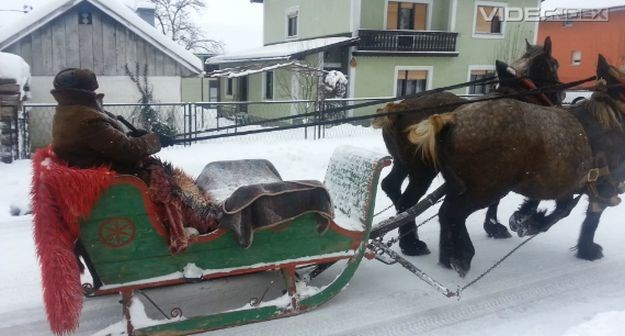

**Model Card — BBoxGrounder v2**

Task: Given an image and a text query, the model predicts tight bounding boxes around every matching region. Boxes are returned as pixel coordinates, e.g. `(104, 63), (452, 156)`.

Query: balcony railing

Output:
(357, 29), (458, 54)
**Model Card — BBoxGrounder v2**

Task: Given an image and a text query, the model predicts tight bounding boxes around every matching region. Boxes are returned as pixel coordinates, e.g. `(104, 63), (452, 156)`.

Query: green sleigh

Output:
(78, 146), (390, 335)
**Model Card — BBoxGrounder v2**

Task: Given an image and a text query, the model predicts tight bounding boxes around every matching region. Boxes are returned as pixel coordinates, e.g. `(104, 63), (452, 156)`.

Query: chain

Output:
(382, 198), (444, 248)
(373, 195), (539, 295)
(461, 234), (538, 292)
(374, 204), (394, 217)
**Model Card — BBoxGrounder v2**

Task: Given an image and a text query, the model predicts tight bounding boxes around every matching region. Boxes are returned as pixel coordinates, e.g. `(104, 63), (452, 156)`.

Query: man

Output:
(50, 68), (174, 173)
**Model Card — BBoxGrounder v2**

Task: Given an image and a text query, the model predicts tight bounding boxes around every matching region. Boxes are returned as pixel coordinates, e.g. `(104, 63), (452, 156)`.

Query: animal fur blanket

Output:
(144, 158), (217, 253)
(31, 150), (218, 335)
(31, 147), (115, 335)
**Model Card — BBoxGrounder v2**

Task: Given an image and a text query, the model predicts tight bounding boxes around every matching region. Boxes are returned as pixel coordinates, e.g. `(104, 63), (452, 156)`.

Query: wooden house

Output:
(0, 0), (205, 148)
(0, 0), (204, 104)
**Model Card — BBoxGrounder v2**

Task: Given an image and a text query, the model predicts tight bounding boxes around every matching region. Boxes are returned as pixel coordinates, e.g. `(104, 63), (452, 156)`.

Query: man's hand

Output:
(157, 133), (175, 148)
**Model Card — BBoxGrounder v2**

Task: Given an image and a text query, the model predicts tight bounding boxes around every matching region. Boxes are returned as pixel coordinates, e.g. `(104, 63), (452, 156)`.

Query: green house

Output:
(208, 0), (542, 121)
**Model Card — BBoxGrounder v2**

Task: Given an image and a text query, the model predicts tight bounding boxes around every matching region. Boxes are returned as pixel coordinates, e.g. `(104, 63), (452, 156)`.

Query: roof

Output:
(208, 61), (328, 78)
(0, 0), (203, 74)
(207, 36), (359, 65)
(0, 52), (31, 99)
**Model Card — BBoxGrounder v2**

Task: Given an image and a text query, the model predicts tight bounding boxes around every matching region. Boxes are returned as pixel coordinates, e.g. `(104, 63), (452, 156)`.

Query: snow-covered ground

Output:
(1, 126), (625, 336)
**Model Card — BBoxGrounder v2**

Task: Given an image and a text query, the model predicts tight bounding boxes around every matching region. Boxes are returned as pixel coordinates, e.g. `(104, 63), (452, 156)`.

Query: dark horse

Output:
(373, 37), (563, 256)
(408, 55), (625, 276)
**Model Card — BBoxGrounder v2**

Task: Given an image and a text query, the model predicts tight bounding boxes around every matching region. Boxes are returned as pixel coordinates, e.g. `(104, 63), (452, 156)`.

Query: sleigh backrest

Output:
(324, 146), (391, 231)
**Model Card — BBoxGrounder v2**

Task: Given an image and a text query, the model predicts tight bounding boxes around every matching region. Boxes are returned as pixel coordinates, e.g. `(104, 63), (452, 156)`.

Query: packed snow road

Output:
(1, 130), (624, 335)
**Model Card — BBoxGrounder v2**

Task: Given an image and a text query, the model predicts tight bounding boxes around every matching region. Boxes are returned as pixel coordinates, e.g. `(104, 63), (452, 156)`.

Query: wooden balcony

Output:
(355, 29), (459, 56)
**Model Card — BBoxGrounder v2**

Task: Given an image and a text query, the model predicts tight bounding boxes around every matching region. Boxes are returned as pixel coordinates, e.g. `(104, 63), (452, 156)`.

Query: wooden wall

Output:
(2, 2), (195, 77)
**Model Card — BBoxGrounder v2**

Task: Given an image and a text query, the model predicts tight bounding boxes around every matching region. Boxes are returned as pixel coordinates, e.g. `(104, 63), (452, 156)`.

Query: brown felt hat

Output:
(53, 68), (99, 91)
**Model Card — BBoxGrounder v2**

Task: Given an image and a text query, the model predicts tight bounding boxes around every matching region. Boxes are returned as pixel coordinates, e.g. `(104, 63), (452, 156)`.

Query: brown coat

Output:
(51, 88), (161, 173)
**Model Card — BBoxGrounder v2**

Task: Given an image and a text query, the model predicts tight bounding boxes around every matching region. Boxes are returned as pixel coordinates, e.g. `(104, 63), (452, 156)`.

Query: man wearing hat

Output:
(50, 68), (174, 173)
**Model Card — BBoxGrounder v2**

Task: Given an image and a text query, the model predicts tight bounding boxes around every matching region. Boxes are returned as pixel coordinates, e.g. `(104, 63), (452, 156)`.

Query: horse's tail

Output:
(406, 113), (456, 169)
(371, 102), (403, 129)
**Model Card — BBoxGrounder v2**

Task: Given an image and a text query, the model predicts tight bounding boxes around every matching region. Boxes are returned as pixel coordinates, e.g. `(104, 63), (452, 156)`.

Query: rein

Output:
(501, 64), (554, 106)
(178, 75), (500, 138)
(182, 76), (598, 143)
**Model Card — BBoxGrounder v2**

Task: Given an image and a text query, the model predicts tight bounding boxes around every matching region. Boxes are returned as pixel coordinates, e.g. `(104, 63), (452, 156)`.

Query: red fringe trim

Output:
(31, 147), (115, 335)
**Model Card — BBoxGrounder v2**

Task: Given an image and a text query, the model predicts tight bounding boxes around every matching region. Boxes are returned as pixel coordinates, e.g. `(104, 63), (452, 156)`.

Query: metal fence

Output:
(25, 102), (195, 150)
(21, 97), (392, 156)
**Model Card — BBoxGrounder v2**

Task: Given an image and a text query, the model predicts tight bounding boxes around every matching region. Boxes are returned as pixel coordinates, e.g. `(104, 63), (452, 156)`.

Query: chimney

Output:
(135, 1), (156, 26)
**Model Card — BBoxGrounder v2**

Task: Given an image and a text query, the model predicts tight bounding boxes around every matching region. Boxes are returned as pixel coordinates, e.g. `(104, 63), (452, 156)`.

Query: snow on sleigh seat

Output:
(77, 146), (390, 335)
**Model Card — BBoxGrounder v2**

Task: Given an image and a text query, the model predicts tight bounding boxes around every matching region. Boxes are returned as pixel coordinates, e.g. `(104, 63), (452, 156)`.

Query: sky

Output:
(0, 0), (624, 54)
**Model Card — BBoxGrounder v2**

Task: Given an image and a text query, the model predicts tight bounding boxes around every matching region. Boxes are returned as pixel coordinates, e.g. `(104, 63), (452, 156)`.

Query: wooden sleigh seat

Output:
(78, 146), (390, 335)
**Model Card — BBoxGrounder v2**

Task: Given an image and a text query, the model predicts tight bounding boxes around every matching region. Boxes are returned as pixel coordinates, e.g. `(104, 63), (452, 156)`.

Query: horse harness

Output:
(575, 83), (625, 212)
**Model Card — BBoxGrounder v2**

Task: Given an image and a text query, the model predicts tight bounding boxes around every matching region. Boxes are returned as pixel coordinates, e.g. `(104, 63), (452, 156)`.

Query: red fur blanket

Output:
(31, 150), (217, 335)
(31, 147), (115, 335)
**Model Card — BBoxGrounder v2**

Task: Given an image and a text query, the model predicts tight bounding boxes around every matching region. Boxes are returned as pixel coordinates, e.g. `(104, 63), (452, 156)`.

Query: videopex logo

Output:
(479, 7), (610, 22)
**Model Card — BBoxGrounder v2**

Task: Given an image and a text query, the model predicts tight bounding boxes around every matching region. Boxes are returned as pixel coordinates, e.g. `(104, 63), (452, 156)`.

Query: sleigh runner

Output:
(52, 146), (390, 335)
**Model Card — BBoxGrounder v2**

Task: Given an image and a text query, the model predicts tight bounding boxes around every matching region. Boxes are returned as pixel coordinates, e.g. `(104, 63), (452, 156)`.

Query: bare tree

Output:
(124, 63), (177, 136)
(149, 0), (224, 54)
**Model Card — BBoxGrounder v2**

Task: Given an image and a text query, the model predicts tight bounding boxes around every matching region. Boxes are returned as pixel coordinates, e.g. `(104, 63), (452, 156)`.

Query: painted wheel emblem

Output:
(98, 218), (136, 248)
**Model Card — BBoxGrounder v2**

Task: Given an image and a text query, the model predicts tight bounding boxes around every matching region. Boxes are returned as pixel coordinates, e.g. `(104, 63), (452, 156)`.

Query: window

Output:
(468, 69), (496, 95)
(572, 50), (582, 66)
(386, 2), (428, 30)
(563, 20), (573, 27)
(226, 78), (233, 96)
(287, 9), (298, 37)
(396, 69), (428, 96)
(474, 4), (505, 35)
(264, 71), (274, 100)
(78, 12), (92, 24)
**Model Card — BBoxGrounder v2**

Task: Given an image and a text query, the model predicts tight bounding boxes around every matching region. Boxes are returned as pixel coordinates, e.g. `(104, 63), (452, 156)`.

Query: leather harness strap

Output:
(517, 77), (554, 107)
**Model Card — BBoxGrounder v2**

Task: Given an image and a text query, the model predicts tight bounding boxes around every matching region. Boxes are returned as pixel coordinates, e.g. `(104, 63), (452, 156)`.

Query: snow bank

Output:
(563, 311), (625, 336)
(0, 51), (31, 99)
(0, 160), (32, 219)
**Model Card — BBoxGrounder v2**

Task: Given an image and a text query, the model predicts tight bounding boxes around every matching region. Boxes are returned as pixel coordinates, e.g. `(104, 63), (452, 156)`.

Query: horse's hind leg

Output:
(381, 162), (408, 205)
(438, 194), (475, 277)
(576, 202), (605, 260)
(397, 170), (437, 256)
(483, 201), (512, 239)
(509, 199), (540, 236)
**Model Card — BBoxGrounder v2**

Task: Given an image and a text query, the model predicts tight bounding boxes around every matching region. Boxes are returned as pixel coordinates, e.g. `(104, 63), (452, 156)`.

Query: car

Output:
(563, 90), (593, 105)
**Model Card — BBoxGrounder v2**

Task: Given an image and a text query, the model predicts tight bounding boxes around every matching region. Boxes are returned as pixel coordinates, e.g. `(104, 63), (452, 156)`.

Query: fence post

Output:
(187, 103), (193, 146)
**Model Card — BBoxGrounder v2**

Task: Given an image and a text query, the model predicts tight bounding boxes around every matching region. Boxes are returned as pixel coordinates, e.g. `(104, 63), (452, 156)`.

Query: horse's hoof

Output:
(486, 221), (512, 239)
(509, 212), (540, 237)
(509, 211), (527, 232)
(449, 258), (470, 278)
(577, 243), (604, 261)
(400, 237), (431, 256)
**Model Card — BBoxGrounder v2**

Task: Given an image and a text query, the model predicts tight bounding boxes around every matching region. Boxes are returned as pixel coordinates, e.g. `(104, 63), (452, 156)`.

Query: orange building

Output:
(538, 6), (625, 86)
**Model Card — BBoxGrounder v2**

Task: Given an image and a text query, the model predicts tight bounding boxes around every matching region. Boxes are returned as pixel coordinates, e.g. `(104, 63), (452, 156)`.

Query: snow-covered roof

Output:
(134, 1), (156, 10)
(0, 0), (203, 74)
(0, 52), (31, 100)
(207, 36), (359, 65)
(208, 61), (328, 78)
